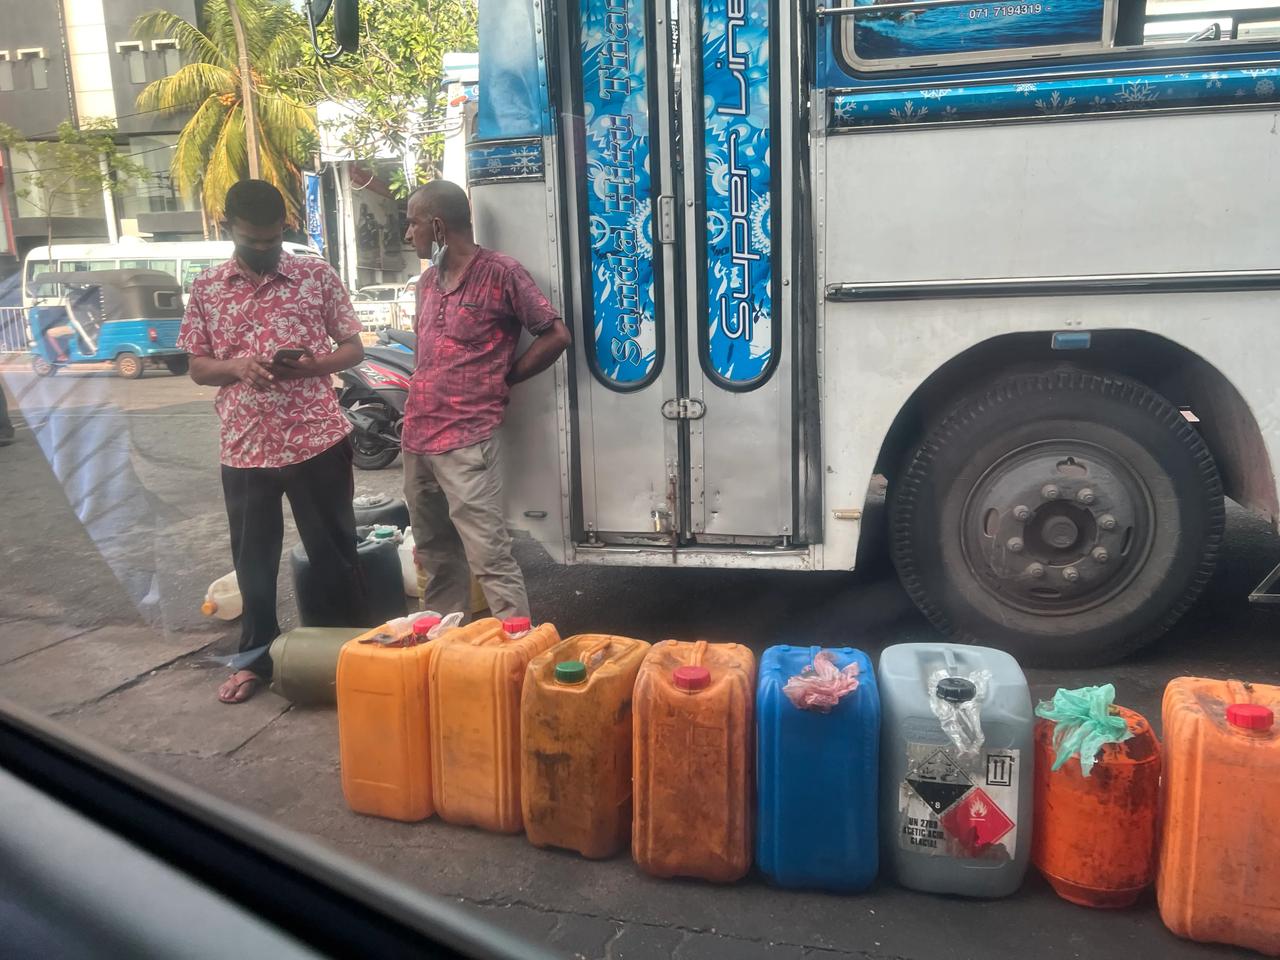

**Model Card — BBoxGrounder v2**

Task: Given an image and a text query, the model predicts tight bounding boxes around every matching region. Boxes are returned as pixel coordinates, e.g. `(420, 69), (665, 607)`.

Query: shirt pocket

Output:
(442, 298), (494, 346)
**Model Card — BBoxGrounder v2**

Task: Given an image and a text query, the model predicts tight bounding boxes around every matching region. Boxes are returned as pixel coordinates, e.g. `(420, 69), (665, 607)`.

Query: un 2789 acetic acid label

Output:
(898, 742), (1019, 860)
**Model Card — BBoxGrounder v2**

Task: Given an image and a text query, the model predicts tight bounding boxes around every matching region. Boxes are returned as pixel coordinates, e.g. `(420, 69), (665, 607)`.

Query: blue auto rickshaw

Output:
(28, 269), (188, 379)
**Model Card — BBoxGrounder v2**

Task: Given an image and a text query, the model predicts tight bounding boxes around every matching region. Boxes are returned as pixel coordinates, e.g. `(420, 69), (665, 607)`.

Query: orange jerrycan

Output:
(430, 616), (560, 833)
(337, 616), (443, 822)
(1159, 677), (1280, 954)
(633, 639), (756, 882)
(521, 634), (650, 858)
(1032, 686), (1161, 908)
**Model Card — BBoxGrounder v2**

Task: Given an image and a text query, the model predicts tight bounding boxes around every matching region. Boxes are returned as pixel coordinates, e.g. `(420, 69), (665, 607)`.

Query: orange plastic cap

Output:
(673, 665), (710, 691)
(200, 600), (216, 616)
(1227, 703), (1274, 731)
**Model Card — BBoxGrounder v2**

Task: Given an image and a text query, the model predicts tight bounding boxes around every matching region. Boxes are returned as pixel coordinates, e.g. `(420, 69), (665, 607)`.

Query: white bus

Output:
(463, 0), (1280, 665)
(21, 239), (322, 305)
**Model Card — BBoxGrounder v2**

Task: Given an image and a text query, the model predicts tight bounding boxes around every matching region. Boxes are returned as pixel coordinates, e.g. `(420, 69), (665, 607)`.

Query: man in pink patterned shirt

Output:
(179, 180), (369, 704)
(402, 180), (571, 620)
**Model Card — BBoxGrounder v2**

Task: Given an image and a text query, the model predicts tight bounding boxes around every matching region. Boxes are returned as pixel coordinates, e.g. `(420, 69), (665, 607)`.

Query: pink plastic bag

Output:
(783, 651), (860, 712)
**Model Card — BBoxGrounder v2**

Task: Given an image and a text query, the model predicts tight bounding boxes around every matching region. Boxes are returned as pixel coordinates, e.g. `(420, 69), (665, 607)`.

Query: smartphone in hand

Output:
(272, 347), (307, 365)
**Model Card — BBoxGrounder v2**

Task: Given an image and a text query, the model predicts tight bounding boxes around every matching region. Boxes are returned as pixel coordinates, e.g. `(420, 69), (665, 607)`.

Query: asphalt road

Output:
(1, 364), (1278, 960)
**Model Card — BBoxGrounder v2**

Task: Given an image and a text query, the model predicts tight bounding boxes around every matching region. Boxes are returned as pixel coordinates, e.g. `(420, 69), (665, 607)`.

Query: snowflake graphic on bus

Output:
(580, 0), (658, 387)
(701, 0), (774, 387)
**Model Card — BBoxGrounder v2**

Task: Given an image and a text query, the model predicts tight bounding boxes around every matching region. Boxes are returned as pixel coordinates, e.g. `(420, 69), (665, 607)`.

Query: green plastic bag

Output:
(1034, 684), (1132, 777)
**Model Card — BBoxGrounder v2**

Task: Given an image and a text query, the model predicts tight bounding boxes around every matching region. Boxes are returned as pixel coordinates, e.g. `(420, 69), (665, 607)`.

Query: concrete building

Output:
(0, 0), (204, 272)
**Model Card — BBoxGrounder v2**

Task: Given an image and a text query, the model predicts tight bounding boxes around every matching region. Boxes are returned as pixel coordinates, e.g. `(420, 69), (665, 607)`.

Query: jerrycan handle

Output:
(690, 639), (708, 667)
(581, 638), (612, 670)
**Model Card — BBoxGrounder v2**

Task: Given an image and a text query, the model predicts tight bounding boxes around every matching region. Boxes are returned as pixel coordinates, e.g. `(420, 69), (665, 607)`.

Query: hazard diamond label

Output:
(905, 749), (973, 814)
(940, 787), (1015, 853)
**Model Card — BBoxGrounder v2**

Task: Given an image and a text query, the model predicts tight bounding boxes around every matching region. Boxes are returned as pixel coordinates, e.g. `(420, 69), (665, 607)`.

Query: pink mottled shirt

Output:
(178, 253), (363, 468)
(403, 248), (558, 456)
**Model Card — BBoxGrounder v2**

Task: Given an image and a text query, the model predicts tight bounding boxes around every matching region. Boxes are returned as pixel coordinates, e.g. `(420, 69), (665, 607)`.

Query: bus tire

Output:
(890, 368), (1224, 666)
(115, 352), (144, 380)
(32, 356), (57, 377)
(164, 356), (190, 376)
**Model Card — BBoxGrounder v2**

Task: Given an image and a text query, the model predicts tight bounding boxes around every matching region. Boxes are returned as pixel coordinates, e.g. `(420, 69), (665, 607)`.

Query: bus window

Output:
(180, 259), (217, 293)
(120, 259), (179, 281)
(24, 259), (50, 285)
(1141, 0), (1280, 43)
(58, 260), (120, 273)
(842, 0), (1113, 70)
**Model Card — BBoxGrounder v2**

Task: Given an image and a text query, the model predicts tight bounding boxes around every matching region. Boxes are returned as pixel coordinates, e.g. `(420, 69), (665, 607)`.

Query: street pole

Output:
(226, 0), (261, 180)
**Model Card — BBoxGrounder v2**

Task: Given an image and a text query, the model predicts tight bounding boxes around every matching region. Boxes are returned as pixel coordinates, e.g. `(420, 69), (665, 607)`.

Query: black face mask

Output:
(236, 245), (282, 275)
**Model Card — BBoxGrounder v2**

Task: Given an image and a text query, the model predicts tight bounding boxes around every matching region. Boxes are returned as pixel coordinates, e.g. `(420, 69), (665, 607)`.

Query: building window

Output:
(152, 39), (181, 77)
(0, 54), (13, 93)
(116, 41), (147, 85)
(17, 49), (47, 90)
(119, 135), (192, 220)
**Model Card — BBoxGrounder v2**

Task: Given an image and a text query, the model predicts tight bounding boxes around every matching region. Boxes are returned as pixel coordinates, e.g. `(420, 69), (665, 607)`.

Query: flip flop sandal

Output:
(218, 672), (261, 704)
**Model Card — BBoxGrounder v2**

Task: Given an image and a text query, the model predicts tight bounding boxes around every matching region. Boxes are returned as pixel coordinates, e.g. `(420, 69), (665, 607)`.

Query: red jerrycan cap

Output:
(673, 665), (711, 691)
(412, 616), (442, 636)
(502, 616), (532, 634)
(1227, 703), (1274, 731)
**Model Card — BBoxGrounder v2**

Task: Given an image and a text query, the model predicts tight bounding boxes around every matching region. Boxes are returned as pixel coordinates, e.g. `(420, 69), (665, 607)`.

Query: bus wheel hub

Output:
(962, 442), (1153, 613)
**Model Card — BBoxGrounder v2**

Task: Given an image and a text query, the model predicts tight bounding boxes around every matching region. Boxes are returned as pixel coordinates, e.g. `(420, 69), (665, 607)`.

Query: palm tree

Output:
(134, 0), (318, 227)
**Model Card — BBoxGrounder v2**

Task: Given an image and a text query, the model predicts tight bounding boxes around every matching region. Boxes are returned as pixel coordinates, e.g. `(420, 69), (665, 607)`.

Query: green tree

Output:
(0, 120), (149, 253)
(133, 0), (319, 226)
(321, 0), (478, 192)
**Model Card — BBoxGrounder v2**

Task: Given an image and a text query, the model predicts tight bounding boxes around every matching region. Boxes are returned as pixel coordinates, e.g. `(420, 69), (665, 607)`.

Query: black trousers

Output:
(220, 439), (369, 678)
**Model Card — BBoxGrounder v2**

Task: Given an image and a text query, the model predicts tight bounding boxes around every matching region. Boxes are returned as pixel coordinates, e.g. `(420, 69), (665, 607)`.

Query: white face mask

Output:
(430, 224), (447, 269)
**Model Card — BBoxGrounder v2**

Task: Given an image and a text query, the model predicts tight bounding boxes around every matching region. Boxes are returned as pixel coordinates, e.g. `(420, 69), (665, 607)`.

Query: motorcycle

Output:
(338, 328), (416, 470)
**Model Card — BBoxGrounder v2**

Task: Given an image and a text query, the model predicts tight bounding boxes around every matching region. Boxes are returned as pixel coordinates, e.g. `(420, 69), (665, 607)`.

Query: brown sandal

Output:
(218, 670), (262, 704)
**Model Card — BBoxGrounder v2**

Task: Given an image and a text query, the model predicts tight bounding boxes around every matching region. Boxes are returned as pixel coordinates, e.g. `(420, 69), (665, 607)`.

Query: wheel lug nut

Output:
(1077, 488), (1096, 505)
(1042, 484), (1060, 501)
(1063, 566), (1080, 582)
(1092, 547), (1109, 563)
(1013, 505), (1031, 522)
(1026, 563), (1045, 579)
(1007, 537), (1024, 553)
(1099, 514), (1117, 531)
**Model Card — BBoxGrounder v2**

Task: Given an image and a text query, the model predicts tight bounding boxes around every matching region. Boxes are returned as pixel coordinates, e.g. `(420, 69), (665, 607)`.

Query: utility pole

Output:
(226, 0), (261, 179)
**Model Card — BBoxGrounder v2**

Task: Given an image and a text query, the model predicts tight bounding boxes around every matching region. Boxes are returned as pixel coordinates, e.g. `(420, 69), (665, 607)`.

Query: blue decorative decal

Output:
(851, 0), (1106, 64)
(304, 173), (324, 254)
(701, 0), (774, 387)
(830, 64), (1280, 127)
(580, 0), (658, 387)
(466, 140), (545, 183)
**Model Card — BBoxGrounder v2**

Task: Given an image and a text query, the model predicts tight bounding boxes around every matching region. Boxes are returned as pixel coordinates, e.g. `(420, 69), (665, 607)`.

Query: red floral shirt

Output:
(178, 253), (363, 468)
(403, 248), (559, 456)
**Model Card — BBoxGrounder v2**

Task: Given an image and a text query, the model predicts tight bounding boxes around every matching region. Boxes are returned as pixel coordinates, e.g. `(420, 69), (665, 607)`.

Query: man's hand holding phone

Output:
(233, 356), (276, 390)
(271, 346), (321, 380)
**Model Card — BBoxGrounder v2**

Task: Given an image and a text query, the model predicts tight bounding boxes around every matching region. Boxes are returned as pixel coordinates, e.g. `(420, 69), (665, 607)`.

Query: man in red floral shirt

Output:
(402, 180), (571, 620)
(179, 180), (369, 704)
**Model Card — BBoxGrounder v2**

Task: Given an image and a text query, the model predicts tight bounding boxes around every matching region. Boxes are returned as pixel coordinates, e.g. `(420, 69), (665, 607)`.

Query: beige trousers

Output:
(403, 437), (529, 621)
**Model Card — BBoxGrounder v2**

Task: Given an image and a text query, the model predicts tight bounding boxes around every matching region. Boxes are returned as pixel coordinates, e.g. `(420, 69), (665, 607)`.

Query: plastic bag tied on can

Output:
(783, 651), (860, 713)
(928, 667), (992, 757)
(1034, 683), (1132, 777)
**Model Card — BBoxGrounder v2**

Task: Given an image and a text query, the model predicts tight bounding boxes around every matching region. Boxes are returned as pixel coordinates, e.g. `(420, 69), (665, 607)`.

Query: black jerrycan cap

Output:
(935, 676), (978, 703)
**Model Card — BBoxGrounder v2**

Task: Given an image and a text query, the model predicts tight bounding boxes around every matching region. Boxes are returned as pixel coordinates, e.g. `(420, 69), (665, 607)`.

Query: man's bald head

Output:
(408, 180), (472, 231)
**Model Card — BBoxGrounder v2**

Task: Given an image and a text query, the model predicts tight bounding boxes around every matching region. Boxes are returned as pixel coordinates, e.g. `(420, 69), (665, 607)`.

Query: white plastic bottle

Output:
(201, 571), (242, 621)
(399, 528), (422, 598)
